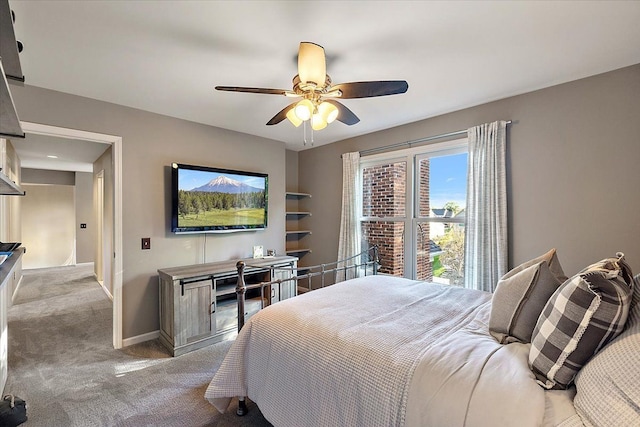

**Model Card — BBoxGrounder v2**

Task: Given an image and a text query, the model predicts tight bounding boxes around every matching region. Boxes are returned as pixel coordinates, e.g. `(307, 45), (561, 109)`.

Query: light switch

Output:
(142, 237), (151, 250)
(80, 223), (87, 229)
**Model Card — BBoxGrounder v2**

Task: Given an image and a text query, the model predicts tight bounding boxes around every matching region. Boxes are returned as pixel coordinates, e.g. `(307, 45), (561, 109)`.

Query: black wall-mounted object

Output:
(170, 162), (268, 234)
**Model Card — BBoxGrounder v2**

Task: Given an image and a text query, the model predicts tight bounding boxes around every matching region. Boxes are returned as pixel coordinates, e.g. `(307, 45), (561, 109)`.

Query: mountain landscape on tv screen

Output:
(190, 175), (261, 194)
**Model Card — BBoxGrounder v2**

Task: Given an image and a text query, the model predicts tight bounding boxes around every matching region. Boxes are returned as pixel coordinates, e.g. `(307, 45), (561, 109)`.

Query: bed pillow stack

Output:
(489, 248), (567, 344)
(572, 273), (640, 426)
(528, 252), (634, 390)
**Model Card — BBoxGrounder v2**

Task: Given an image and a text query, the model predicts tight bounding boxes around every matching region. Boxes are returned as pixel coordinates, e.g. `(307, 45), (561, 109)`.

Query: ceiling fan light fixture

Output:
(216, 41), (408, 139)
(286, 108), (303, 127)
(298, 42), (326, 87)
(318, 101), (339, 124)
(294, 99), (314, 121)
(311, 113), (327, 131)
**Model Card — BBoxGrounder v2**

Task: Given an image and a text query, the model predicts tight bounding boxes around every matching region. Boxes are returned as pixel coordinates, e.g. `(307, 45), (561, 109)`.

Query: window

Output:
(360, 139), (467, 283)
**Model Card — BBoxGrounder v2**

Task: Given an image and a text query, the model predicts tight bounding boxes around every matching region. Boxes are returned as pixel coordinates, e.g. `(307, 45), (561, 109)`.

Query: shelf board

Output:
(216, 283), (236, 297)
(286, 211), (311, 217)
(286, 230), (312, 235)
(286, 248), (311, 255)
(285, 192), (311, 198)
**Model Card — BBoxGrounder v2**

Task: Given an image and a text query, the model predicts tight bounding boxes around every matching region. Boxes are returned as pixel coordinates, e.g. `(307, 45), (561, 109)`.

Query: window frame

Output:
(359, 138), (468, 279)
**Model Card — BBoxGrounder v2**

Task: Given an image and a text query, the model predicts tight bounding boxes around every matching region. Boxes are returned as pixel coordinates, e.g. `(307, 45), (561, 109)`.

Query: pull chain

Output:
(302, 121), (315, 147)
(303, 121), (308, 146)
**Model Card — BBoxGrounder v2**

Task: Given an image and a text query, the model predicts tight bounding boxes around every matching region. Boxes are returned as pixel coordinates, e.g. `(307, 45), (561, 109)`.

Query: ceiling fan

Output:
(215, 42), (408, 131)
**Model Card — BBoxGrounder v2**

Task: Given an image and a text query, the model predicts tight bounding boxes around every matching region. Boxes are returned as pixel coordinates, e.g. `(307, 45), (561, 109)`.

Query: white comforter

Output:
(205, 275), (579, 427)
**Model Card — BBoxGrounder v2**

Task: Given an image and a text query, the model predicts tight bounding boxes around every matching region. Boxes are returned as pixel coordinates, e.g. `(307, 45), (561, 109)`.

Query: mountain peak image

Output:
(190, 175), (261, 194)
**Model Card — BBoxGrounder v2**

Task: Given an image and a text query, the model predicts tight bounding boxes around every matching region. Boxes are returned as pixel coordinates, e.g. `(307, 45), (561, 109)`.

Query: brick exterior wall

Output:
(362, 220), (404, 276)
(362, 162), (406, 217)
(362, 161), (406, 276)
(416, 158), (432, 280)
(361, 160), (433, 279)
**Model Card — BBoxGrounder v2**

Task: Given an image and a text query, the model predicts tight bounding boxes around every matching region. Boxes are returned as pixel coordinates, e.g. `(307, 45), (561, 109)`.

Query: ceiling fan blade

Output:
(215, 86), (289, 96)
(298, 42), (326, 86)
(324, 100), (360, 125)
(331, 80), (408, 99)
(266, 102), (297, 125)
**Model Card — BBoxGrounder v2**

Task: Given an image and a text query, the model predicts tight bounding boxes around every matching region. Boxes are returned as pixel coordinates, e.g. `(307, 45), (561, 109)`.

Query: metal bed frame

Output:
(233, 244), (379, 415)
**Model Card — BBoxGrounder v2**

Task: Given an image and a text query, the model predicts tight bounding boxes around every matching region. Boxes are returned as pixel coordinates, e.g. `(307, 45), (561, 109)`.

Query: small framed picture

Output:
(253, 245), (264, 259)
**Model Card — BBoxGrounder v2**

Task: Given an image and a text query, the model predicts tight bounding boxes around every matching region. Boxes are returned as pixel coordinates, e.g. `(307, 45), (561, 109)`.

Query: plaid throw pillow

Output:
(529, 252), (634, 389)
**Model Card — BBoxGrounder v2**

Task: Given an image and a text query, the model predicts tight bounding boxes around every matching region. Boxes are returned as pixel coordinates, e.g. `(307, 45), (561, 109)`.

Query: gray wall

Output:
(11, 85), (287, 340)
(299, 64), (640, 277)
(11, 63), (640, 339)
(285, 149), (299, 192)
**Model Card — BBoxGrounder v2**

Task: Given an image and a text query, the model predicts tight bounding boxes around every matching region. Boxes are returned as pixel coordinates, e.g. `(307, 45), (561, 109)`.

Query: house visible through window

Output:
(360, 139), (467, 283)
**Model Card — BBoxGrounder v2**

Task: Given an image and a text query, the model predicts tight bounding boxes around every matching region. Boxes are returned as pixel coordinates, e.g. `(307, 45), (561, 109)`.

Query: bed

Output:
(205, 249), (640, 427)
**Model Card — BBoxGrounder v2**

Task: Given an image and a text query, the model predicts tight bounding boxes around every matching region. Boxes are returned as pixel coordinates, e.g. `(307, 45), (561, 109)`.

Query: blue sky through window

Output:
(428, 152), (468, 209)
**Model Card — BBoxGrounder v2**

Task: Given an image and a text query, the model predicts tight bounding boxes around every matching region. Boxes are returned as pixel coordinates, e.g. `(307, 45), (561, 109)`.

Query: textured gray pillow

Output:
(529, 253), (634, 389)
(489, 249), (567, 344)
(573, 273), (640, 427)
(498, 248), (567, 282)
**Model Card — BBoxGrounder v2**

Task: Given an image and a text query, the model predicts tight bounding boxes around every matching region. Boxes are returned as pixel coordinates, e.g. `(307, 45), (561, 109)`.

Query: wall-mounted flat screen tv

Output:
(171, 162), (268, 233)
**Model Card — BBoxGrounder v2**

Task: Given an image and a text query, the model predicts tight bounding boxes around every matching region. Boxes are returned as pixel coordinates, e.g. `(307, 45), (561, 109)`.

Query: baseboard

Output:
(75, 262), (94, 267)
(96, 277), (113, 301)
(122, 330), (160, 348)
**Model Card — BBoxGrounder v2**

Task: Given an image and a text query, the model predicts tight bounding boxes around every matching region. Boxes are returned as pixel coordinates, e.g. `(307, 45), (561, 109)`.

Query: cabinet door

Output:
(176, 278), (214, 345)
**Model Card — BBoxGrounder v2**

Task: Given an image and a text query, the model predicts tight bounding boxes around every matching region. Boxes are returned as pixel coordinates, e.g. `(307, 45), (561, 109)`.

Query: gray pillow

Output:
(500, 248), (567, 282)
(489, 249), (567, 344)
(529, 253), (634, 390)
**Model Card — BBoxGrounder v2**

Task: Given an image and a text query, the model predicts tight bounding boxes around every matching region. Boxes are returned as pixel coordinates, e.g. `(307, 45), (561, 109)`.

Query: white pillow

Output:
(573, 274), (640, 426)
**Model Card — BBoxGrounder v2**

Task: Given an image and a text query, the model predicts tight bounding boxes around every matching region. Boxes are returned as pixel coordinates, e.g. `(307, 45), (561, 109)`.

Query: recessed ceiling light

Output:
(47, 155), (58, 159)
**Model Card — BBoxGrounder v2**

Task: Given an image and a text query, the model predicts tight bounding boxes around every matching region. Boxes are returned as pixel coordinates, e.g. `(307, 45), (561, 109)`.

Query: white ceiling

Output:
(7, 1), (640, 170)
(14, 133), (110, 173)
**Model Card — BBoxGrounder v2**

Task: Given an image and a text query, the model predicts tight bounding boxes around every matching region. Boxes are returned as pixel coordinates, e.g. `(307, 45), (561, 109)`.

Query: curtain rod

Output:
(354, 120), (512, 157)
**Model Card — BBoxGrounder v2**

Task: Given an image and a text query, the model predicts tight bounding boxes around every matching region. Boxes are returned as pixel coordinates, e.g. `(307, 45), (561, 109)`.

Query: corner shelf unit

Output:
(286, 192), (312, 258)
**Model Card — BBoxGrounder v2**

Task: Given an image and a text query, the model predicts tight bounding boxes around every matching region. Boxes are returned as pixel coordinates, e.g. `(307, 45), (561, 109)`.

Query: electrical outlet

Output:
(80, 223), (87, 229)
(142, 237), (151, 250)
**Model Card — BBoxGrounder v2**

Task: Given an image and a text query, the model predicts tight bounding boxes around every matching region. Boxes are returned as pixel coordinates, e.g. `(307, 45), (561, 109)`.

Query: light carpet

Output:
(5, 264), (272, 427)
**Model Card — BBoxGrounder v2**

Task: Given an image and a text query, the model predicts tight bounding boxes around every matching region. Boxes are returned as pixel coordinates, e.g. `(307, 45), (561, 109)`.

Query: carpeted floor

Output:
(5, 264), (272, 427)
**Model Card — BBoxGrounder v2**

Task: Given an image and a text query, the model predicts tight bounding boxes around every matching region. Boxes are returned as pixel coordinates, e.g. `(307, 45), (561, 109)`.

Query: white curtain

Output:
(464, 121), (508, 292)
(337, 152), (361, 282)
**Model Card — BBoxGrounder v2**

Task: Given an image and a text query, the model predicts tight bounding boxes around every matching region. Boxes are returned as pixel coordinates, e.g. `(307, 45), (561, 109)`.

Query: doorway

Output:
(19, 122), (123, 349)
